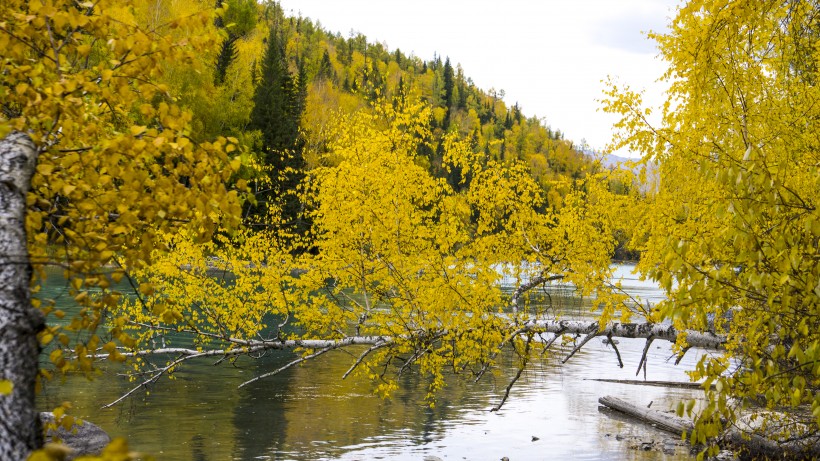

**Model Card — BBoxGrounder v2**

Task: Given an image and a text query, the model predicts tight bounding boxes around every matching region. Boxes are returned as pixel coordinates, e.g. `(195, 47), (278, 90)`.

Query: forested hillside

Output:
(181, 0), (595, 214)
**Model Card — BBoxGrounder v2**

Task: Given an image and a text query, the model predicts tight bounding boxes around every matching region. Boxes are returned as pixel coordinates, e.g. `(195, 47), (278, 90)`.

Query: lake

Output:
(38, 264), (710, 460)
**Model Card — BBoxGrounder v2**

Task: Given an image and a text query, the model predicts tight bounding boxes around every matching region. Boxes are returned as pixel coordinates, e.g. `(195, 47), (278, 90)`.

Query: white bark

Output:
(523, 319), (726, 350)
(0, 132), (44, 459)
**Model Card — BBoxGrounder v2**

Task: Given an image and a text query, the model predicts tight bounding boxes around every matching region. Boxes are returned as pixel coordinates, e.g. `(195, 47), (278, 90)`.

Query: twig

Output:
(343, 343), (387, 379)
(540, 328), (566, 356)
(562, 329), (599, 364)
(636, 336), (654, 378)
(607, 333), (624, 368)
(102, 352), (205, 408)
(674, 346), (691, 365)
(510, 274), (564, 313)
(490, 334), (533, 411)
(238, 346), (335, 388)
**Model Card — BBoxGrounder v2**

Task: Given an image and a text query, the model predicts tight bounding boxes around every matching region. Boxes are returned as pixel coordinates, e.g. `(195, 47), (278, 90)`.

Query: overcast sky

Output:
(277, 0), (681, 156)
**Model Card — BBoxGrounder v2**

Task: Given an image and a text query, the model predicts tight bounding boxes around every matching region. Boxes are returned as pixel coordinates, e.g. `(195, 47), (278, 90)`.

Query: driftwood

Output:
(599, 395), (820, 459)
(598, 395), (694, 435)
(589, 378), (713, 390)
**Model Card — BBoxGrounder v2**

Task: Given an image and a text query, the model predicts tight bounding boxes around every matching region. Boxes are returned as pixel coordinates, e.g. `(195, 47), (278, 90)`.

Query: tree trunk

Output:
(524, 319), (726, 349)
(0, 132), (44, 459)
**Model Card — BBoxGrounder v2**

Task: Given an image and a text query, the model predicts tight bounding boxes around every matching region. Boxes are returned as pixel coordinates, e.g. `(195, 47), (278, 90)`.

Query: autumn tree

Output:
(604, 0), (820, 456)
(0, 0), (243, 457)
(107, 96), (673, 422)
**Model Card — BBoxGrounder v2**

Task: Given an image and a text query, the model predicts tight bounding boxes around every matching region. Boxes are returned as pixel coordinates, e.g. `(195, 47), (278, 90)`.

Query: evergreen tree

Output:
(443, 57), (454, 108)
(213, 0), (257, 85)
(214, 36), (238, 85)
(317, 49), (335, 81)
(456, 65), (467, 109)
(249, 24), (307, 236)
(442, 57), (455, 129)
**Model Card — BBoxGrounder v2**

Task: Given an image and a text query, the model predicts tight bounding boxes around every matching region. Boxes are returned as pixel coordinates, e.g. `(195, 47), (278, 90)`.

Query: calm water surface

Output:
(39, 264), (711, 460)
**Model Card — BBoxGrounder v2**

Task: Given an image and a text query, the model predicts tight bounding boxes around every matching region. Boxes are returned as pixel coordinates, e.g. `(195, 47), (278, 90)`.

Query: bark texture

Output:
(524, 319), (726, 349)
(598, 395), (694, 434)
(0, 132), (43, 459)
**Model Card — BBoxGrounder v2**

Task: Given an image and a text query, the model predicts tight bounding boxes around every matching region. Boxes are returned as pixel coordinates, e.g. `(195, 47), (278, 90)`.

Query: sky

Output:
(276, 0), (681, 157)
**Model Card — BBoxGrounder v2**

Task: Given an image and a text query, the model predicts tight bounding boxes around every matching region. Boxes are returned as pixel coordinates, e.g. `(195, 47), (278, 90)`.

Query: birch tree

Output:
(0, 0), (243, 457)
(604, 0), (820, 456)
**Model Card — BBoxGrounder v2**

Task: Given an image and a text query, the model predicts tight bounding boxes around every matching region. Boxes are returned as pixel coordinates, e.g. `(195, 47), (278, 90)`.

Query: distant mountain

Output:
(598, 153), (637, 169)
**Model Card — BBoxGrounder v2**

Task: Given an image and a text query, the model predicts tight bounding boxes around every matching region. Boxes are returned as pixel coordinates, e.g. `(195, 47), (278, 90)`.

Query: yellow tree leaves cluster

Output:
(1, 0), (243, 457)
(1, 0), (243, 363)
(604, 0), (819, 455)
(121, 97), (634, 410)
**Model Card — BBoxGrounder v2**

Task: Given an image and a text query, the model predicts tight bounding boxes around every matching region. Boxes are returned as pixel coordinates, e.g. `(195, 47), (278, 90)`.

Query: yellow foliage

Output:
(126, 97), (633, 404)
(0, 0), (243, 378)
(603, 0), (820, 452)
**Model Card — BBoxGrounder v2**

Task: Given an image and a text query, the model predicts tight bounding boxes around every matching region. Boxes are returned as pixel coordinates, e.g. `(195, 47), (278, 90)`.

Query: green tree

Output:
(214, 36), (239, 85)
(317, 49), (335, 82)
(214, 0), (257, 85)
(249, 23), (306, 235)
(442, 57), (455, 129)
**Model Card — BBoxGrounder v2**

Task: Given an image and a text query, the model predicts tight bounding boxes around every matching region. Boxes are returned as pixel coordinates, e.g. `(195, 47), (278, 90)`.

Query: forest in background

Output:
(187, 0), (599, 213)
(2, 0), (817, 459)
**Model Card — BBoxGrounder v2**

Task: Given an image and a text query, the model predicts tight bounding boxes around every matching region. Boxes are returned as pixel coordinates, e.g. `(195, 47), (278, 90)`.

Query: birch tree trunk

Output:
(0, 132), (44, 459)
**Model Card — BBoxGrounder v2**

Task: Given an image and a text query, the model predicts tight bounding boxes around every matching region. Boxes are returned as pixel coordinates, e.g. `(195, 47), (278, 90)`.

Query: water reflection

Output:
(38, 264), (706, 460)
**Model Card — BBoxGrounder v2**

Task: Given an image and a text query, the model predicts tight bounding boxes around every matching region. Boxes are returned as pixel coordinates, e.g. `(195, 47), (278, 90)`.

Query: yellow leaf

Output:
(36, 163), (54, 176)
(0, 380), (13, 395)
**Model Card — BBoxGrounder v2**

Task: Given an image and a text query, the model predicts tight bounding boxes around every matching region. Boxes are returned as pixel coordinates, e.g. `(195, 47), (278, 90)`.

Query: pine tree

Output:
(249, 24), (306, 235)
(214, 36), (238, 85)
(317, 49), (335, 82)
(442, 57), (455, 129)
(443, 57), (454, 108)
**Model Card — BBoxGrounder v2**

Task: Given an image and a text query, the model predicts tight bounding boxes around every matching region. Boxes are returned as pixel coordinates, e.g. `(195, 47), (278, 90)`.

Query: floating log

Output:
(590, 379), (713, 390)
(598, 395), (694, 435)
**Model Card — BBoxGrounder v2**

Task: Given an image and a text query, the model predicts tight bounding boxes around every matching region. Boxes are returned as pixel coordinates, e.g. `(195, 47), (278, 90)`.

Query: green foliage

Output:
(248, 22), (307, 234)
(222, 0), (257, 37)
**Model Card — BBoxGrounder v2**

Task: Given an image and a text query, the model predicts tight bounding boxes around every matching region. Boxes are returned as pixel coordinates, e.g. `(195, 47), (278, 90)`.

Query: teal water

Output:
(37, 264), (705, 460)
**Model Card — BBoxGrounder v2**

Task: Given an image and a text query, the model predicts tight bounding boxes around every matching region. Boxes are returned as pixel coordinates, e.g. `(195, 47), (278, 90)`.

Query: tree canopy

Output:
(604, 0), (820, 455)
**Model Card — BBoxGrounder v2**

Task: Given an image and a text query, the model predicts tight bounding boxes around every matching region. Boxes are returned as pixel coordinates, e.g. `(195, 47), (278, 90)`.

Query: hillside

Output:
(181, 0), (596, 208)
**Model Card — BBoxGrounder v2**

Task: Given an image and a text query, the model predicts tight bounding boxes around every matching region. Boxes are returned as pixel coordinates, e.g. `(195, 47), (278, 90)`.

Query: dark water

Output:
(38, 264), (708, 460)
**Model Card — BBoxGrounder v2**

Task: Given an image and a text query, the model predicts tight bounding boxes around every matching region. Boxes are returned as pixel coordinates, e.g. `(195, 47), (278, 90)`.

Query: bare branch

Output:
(238, 346), (334, 389)
(562, 329), (599, 363)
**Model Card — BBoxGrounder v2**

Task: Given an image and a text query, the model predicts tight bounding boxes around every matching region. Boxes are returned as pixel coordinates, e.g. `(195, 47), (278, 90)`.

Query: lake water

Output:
(38, 264), (710, 460)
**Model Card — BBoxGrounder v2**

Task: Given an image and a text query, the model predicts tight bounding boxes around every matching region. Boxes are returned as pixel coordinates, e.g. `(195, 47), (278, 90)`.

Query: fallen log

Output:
(589, 379), (713, 390)
(94, 320), (726, 408)
(598, 395), (694, 435)
(598, 395), (820, 459)
(525, 320), (726, 350)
